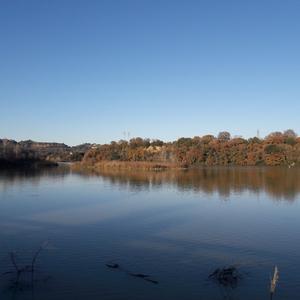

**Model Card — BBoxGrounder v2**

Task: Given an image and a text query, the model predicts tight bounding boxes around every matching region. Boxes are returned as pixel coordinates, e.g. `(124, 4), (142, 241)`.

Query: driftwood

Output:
(129, 273), (150, 278)
(105, 262), (159, 284)
(105, 263), (120, 269)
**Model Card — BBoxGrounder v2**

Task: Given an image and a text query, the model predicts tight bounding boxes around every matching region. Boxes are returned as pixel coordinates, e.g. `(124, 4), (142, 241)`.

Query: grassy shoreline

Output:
(72, 160), (300, 173)
(71, 160), (299, 171)
(72, 161), (180, 171)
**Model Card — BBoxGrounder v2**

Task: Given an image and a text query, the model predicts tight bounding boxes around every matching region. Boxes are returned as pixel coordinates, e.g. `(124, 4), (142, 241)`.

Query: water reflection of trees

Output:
(0, 165), (70, 191)
(80, 167), (300, 201)
(1, 166), (300, 201)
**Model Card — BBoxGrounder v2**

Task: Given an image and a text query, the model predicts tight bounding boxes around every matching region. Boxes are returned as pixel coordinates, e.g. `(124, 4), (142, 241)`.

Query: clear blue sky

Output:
(1, 0), (299, 145)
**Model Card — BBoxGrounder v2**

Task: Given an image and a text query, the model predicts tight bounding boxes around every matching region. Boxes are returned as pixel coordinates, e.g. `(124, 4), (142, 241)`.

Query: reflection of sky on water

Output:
(1, 166), (300, 299)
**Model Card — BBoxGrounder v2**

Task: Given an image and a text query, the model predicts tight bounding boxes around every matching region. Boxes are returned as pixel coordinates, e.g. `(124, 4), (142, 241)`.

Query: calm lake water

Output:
(1, 166), (300, 300)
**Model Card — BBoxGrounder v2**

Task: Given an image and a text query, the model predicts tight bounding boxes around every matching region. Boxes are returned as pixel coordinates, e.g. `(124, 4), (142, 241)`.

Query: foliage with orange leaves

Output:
(82, 130), (300, 168)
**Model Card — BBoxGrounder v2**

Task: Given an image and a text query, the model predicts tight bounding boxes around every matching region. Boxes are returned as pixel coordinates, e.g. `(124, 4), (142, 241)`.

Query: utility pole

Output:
(257, 129), (260, 139)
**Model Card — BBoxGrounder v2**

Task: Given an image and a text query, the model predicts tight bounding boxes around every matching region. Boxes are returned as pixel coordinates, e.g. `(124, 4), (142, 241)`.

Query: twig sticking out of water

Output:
(31, 242), (47, 273)
(2, 241), (49, 290)
(270, 266), (279, 299)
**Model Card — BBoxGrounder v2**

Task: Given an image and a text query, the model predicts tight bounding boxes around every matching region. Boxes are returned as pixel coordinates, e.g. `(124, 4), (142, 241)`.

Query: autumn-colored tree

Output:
(81, 130), (300, 167)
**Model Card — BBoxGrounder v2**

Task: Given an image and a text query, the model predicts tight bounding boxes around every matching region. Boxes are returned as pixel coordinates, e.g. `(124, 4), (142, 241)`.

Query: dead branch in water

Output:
(270, 266), (279, 299)
(105, 262), (159, 284)
(2, 241), (49, 291)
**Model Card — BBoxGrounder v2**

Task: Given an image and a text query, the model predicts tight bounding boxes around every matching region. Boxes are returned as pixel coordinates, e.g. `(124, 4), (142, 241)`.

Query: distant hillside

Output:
(3, 130), (300, 170)
(0, 139), (91, 168)
(81, 130), (300, 169)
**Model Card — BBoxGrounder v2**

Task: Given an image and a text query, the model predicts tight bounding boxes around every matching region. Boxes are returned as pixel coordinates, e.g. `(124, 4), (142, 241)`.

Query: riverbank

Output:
(72, 161), (179, 171)
(72, 160), (300, 173)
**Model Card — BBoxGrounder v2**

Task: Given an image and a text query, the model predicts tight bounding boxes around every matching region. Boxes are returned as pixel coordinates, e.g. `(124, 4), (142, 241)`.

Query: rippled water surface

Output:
(1, 166), (300, 300)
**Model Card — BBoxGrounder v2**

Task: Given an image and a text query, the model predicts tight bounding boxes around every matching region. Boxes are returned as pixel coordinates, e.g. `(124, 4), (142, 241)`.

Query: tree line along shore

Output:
(1, 130), (300, 170)
(0, 139), (90, 168)
(79, 130), (300, 170)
